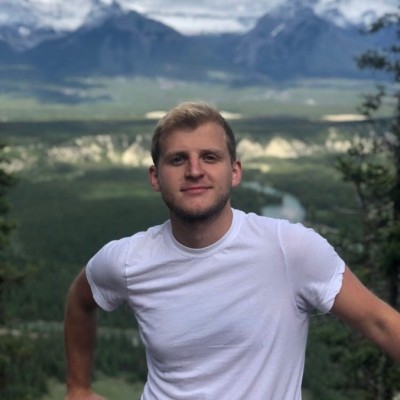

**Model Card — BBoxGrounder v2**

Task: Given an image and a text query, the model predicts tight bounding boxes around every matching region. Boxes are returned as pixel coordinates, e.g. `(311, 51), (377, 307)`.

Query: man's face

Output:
(149, 121), (242, 223)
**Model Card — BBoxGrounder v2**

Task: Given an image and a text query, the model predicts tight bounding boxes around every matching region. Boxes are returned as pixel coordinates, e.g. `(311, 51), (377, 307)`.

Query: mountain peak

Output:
(0, 0), (394, 83)
(0, 0), (396, 38)
(82, 0), (125, 29)
(270, 0), (318, 18)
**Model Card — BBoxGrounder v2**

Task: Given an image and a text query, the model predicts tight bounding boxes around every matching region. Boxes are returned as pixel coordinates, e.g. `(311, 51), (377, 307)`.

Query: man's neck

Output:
(170, 206), (233, 249)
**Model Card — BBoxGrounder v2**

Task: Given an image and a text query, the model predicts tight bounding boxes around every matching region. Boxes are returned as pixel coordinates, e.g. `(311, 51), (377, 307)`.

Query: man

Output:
(64, 101), (400, 400)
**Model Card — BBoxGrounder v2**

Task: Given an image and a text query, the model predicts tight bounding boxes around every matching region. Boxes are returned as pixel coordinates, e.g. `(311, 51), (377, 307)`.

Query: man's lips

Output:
(181, 186), (210, 194)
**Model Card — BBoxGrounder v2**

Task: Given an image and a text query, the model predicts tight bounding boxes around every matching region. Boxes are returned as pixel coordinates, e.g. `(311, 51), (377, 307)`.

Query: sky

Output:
(0, 0), (398, 35)
(120, 0), (398, 33)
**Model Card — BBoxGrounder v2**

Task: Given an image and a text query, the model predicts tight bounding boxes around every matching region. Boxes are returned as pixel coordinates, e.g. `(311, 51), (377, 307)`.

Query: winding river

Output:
(243, 181), (306, 223)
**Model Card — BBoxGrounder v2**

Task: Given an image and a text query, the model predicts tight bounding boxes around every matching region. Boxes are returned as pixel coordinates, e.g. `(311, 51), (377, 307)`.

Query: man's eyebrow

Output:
(163, 148), (224, 156)
(163, 150), (188, 158)
(200, 148), (226, 158)
(200, 148), (224, 154)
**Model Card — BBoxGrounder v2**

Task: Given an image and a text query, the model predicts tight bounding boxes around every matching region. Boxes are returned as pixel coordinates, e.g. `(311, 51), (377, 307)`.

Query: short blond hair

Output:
(151, 101), (237, 165)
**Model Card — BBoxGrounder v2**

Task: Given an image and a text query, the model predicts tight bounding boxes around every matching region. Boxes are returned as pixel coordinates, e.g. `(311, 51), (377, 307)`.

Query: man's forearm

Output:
(363, 301), (400, 361)
(332, 267), (400, 361)
(65, 303), (97, 391)
(64, 270), (99, 397)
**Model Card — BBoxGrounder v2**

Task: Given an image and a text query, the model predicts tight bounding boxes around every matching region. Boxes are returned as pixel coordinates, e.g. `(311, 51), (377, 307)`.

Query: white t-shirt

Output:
(86, 209), (345, 400)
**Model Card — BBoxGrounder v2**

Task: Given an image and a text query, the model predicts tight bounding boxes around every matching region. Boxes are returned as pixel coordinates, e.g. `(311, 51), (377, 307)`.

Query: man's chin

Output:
(168, 203), (229, 224)
(172, 208), (214, 223)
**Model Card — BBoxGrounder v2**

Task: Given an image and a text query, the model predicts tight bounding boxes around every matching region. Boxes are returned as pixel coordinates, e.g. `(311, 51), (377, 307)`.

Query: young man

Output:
(64, 101), (400, 400)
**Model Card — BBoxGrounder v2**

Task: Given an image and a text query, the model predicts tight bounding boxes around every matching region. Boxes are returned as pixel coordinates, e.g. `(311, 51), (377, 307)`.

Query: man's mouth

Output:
(182, 186), (210, 194)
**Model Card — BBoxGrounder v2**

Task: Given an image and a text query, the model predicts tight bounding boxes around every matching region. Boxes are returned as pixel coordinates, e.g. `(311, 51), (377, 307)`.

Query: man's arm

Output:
(64, 268), (106, 400)
(331, 265), (400, 360)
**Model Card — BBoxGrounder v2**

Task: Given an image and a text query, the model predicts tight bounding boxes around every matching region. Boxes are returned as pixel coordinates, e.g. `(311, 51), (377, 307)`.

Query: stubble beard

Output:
(162, 190), (231, 224)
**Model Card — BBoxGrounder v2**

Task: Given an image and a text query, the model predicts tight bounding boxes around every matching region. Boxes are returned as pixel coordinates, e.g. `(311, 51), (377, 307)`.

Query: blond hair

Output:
(151, 101), (237, 165)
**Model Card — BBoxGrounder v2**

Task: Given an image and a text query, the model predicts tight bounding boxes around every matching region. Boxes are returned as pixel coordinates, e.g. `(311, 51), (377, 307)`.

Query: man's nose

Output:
(185, 157), (204, 178)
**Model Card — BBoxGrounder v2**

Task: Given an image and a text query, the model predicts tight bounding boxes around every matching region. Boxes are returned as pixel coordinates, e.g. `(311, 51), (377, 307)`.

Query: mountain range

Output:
(0, 2), (394, 83)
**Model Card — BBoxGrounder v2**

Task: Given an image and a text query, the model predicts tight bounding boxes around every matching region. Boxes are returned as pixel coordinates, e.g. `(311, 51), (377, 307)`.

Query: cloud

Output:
(1, 0), (398, 34)
(120, 0), (398, 33)
(315, 0), (397, 25)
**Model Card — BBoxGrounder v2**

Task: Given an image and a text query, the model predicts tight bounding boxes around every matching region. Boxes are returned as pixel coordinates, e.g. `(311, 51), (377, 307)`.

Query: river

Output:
(243, 181), (306, 223)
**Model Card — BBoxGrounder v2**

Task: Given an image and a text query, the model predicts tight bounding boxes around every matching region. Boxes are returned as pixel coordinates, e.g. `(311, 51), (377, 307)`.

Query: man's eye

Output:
(170, 156), (184, 165)
(203, 154), (218, 162)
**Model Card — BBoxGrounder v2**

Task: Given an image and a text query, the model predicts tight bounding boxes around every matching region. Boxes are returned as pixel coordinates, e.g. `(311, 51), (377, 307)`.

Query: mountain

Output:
(0, 2), (395, 83)
(22, 11), (219, 79)
(233, 4), (371, 80)
(0, 40), (17, 64)
(0, 0), (119, 50)
(0, 0), (395, 38)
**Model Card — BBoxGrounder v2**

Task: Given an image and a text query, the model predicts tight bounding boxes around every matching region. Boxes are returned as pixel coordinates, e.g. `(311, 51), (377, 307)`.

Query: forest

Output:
(1, 7), (400, 400)
(0, 114), (394, 400)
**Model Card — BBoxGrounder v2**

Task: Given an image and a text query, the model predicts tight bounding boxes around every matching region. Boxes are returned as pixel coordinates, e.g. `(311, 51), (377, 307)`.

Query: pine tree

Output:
(0, 143), (49, 399)
(335, 6), (400, 399)
(0, 142), (17, 325)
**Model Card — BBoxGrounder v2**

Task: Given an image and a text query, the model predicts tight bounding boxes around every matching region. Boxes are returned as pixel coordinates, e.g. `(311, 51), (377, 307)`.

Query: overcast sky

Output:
(1, 0), (398, 35)
(128, 0), (398, 34)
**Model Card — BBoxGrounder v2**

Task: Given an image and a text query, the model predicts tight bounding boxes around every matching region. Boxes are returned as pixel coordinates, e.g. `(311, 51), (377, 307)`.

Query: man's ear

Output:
(149, 165), (160, 192)
(231, 160), (242, 188)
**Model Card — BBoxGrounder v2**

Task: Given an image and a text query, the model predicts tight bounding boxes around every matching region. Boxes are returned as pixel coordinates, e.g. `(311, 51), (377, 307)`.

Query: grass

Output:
(42, 378), (313, 399)
(42, 378), (144, 400)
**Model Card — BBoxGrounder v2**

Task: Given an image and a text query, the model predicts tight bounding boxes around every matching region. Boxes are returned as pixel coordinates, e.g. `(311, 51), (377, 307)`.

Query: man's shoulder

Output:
(236, 209), (280, 229)
(235, 209), (317, 244)
(98, 220), (170, 255)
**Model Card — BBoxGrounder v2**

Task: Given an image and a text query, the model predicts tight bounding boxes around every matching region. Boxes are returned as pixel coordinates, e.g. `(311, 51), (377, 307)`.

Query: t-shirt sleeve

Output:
(86, 238), (129, 312)
(278, 220), (345, 313)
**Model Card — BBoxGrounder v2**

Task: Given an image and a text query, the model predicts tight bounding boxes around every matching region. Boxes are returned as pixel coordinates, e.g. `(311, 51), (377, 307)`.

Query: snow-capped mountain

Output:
(0, 0), (127, 51)
(233, 2), (384, 80)
(0, 0), (395, 82)
(0, 0), (396, 47)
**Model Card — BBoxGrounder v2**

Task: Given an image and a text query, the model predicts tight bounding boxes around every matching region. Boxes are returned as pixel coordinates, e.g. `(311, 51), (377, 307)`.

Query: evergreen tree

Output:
(334, 5), (400, 399)
(0, 143), (17, 325)
(0, 143), (49, 399)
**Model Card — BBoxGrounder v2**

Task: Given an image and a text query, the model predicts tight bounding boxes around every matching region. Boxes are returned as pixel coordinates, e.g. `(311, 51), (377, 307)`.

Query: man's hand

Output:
(65, 388), (107, 400)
